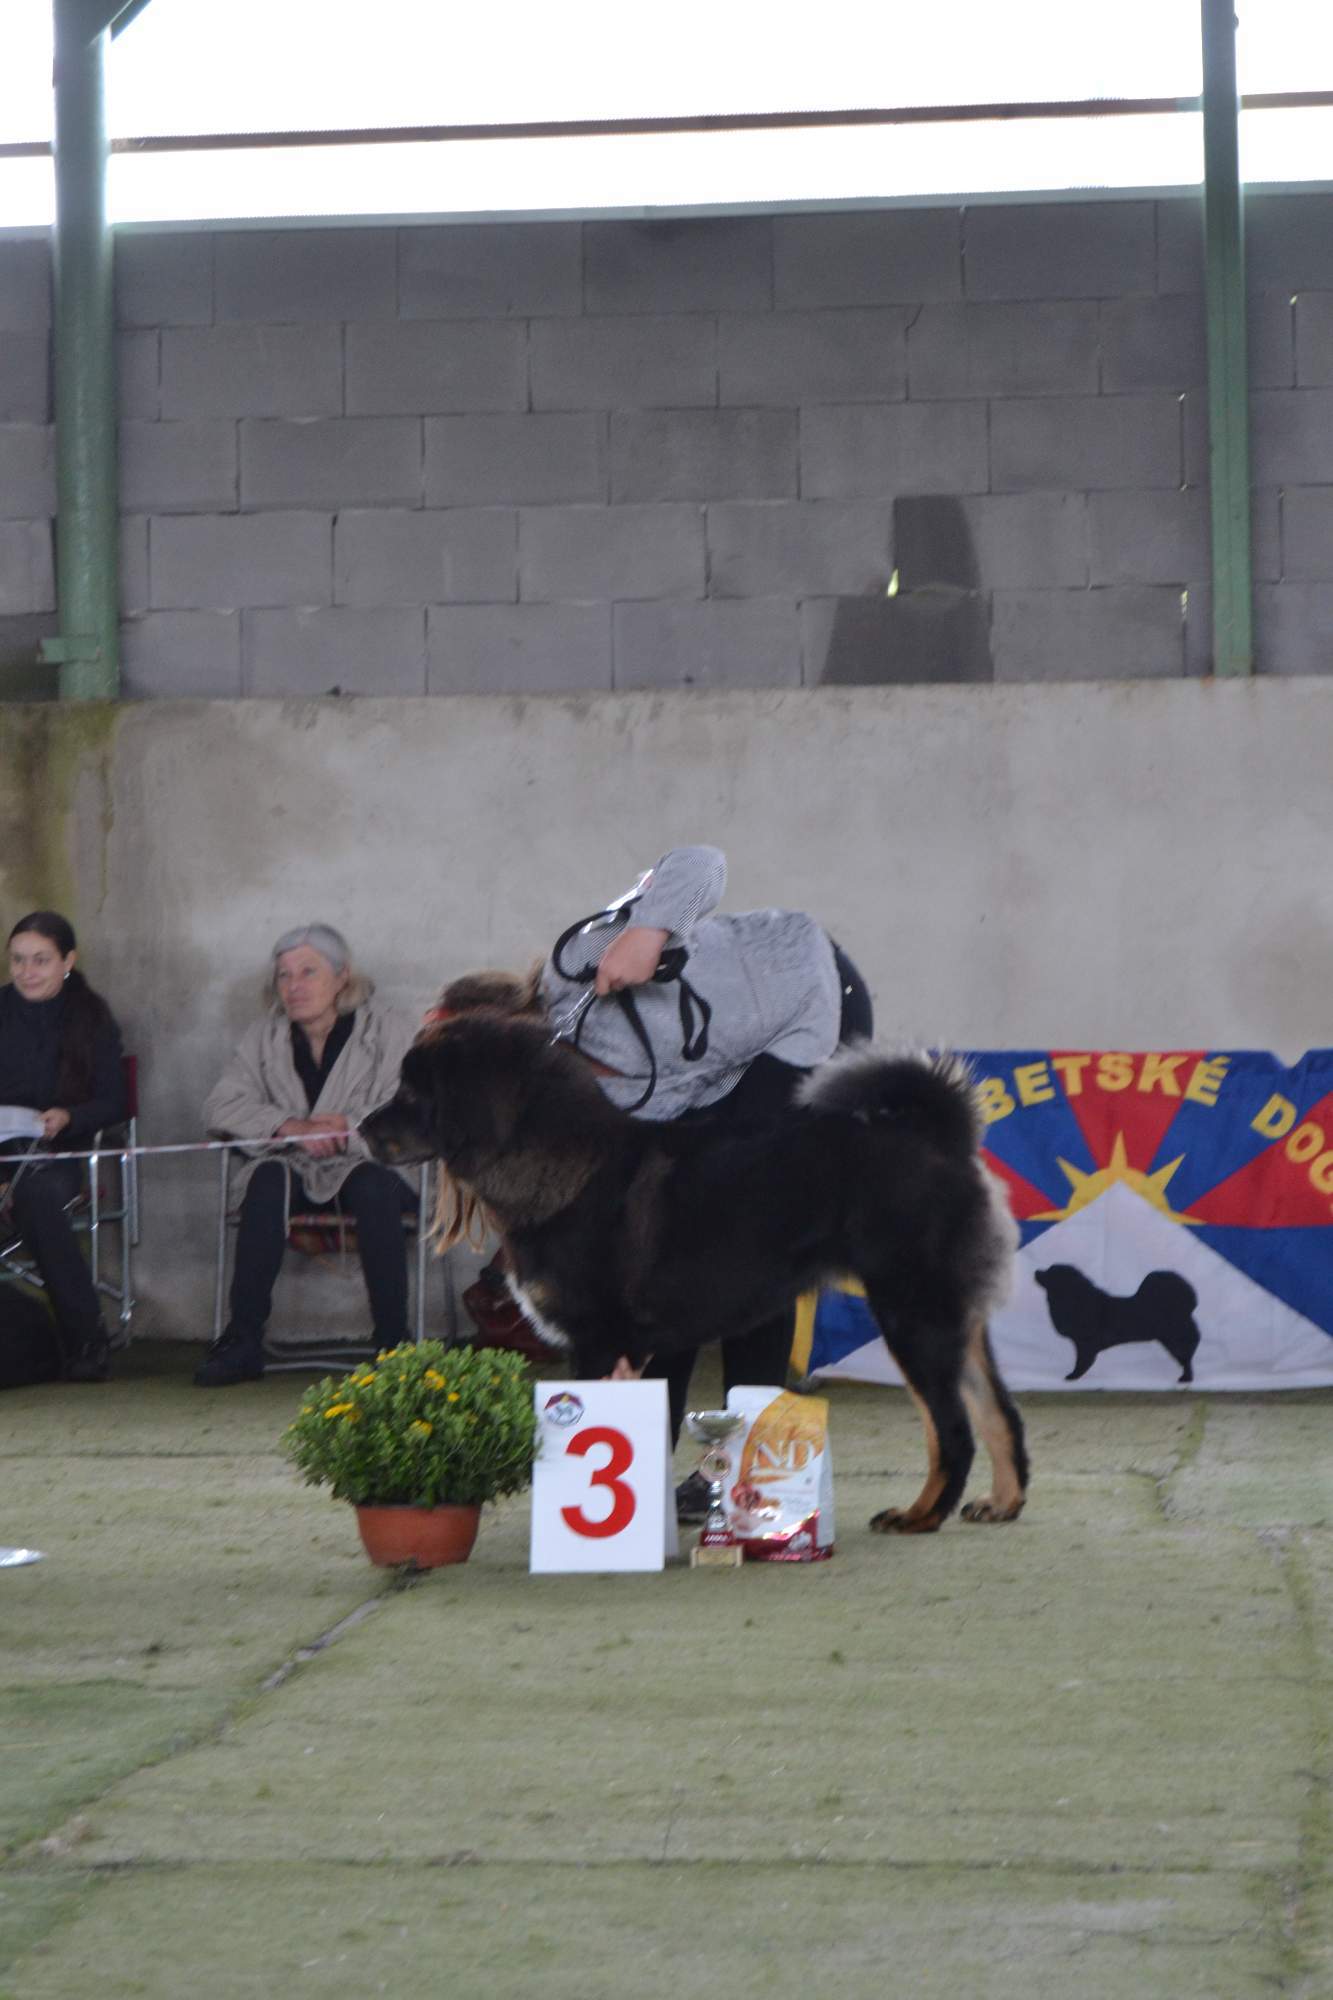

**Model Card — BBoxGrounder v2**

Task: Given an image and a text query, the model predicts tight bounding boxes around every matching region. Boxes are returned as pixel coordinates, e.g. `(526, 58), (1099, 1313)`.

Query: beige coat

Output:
(204, 997), (417, 1209)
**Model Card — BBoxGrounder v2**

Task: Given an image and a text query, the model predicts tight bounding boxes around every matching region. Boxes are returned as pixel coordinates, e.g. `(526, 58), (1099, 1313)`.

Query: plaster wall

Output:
(1, 679), (1330, 1341)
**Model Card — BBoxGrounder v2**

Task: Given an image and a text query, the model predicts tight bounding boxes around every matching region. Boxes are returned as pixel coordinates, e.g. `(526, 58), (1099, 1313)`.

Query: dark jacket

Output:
(0, 983), (126, 1140)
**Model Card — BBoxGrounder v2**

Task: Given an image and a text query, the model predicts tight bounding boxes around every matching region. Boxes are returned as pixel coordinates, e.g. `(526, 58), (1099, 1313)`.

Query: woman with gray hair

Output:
(195, 924), (418, 1387)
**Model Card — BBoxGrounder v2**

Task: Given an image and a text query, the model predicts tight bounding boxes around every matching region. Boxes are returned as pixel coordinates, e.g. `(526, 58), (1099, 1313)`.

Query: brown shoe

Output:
(461, 1275), (563, 1364)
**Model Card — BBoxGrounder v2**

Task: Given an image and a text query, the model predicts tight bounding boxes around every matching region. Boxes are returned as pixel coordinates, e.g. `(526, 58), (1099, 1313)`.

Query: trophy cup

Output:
(684, 1409), (747, 1569)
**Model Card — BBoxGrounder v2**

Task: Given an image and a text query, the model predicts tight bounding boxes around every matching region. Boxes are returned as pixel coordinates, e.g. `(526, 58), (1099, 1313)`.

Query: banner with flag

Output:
(798, 1049), (1333, 1392)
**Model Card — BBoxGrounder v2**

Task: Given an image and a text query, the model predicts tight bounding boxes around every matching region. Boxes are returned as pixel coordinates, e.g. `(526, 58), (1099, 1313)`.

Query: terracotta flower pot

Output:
(354, 1502), (481, 1569)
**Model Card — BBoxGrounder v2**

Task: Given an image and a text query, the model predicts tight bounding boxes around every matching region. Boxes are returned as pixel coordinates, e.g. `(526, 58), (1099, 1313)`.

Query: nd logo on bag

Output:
(720, 1386), (836, 1561)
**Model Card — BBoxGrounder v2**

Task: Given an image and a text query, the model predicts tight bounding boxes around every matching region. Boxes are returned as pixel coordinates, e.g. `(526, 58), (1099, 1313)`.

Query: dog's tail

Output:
(796, 1046), (983, 1156)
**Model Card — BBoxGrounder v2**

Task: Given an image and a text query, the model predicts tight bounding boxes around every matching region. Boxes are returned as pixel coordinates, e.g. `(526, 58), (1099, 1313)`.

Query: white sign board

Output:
(530, 1380), (678, 1574)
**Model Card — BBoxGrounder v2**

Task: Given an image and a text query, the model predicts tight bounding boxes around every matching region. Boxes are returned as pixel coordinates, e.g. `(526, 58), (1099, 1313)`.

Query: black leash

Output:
(550, 900), (712, 1112)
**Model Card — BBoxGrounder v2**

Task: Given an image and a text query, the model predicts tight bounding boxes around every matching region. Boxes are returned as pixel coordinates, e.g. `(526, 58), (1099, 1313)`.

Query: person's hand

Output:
(307, 1114), (351, 1157)
(40, 1108), (70, 1141)
(594, 926), (670, 996)
(276, 1115), (348, 1159)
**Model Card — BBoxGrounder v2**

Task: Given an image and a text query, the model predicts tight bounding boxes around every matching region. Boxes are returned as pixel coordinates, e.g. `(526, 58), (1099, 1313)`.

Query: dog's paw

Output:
(960, 1497), (1025, 1523)
(868, 1507), (942, 1535)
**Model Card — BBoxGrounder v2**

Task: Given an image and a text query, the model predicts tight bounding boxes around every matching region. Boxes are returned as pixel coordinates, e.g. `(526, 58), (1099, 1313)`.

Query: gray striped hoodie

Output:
(540, 846), (841, 1120)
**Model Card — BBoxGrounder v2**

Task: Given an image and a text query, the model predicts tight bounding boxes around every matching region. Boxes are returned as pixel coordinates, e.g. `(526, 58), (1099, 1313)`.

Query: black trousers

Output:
(231, 1160), (413, 1344)
(831, 942), (874, 1044)
(5, 1159), (103, 1351)
(646, 942), (874, 1447)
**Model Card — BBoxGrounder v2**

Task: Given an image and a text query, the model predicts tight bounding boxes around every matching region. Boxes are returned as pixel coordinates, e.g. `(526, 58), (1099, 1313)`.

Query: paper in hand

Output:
(0, 1106), (46, 1143)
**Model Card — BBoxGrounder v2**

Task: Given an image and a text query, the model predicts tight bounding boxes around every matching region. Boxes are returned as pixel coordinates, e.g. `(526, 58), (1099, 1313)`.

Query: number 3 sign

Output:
(530, 1380), (678, 1573)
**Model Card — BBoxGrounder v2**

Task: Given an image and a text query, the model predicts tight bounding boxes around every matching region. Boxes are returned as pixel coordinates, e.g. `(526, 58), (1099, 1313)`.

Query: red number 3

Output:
(561, 1426), (637, 1538)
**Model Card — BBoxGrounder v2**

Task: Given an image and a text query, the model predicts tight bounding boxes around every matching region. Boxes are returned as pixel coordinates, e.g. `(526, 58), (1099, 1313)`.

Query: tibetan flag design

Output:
(804, 1049), (1333, 1392)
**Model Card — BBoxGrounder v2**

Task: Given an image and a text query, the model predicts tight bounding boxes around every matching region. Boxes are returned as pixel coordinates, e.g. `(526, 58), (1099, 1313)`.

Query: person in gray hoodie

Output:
(542, 846), (873, 1511)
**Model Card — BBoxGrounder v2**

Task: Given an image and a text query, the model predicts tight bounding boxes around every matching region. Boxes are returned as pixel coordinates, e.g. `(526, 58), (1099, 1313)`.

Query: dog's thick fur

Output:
(363, 1013), (1028, 1532)
(1035, 1263), (1202, 1383)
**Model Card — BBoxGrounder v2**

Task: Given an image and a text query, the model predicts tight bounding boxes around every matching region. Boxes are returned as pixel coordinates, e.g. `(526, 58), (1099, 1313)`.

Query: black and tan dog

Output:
(363, 1011), (1028, 1533)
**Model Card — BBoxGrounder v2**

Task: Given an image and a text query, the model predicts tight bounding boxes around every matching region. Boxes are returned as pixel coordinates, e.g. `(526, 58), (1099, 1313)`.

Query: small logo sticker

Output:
(544, 1391), (584, 1428)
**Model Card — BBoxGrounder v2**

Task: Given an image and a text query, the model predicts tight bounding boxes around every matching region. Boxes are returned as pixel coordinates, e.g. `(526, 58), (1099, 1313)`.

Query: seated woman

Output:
(195, 924), (418, 1387)
(0, 910), (126, 1383)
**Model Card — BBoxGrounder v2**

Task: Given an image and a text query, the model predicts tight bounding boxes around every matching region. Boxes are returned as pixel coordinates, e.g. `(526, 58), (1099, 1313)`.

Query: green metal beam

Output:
(1201, 0), (1253, 677)
(42, 0), (120, 699)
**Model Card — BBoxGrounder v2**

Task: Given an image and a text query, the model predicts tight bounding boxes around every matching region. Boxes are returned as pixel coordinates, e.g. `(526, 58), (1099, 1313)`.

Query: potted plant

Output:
(283, 1340), (539, 1568)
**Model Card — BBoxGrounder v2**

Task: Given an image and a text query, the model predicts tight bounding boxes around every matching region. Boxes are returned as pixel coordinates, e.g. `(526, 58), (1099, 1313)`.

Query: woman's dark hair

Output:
(8, 909), (113, 1106)
(9, 909), (76, 957)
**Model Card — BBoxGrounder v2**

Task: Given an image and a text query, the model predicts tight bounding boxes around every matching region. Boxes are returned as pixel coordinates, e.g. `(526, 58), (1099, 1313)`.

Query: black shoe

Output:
(64, 1332), (111, 1383)
(675, 1471), (713, 1524)
(194, 1323), (265, 1387)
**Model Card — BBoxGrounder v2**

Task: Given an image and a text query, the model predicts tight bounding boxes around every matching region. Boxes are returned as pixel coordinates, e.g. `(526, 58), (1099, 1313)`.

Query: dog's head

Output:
(1034, 1264), (1090, 1302)
(363, 1009), (562, 1173)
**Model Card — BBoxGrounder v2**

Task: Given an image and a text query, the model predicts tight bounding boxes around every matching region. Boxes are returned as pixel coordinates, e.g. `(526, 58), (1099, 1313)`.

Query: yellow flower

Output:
(352, 1372), (376, 1387)
(423, 1368), (445, 1390)
(409, 1419), (433, 1438)
(447, 1391), (460, 1402)
(323, 1402), (354, 1419)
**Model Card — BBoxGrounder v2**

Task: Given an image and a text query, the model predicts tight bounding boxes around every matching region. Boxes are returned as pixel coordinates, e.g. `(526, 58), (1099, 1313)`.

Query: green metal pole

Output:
(1201, 0), (1253, 677)
(44, 0), (119, 699)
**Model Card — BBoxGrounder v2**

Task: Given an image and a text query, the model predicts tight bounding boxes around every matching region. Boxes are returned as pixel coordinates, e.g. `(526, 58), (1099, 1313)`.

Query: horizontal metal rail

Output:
(0, 89), (1330, 162)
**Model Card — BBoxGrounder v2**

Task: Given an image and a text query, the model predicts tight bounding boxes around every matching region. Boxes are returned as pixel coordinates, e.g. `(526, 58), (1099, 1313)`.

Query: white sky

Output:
(0, 0), (1329, 226)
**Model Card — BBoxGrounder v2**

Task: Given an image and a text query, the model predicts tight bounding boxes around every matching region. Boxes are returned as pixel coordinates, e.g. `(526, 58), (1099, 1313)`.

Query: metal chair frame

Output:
(212, 1147), (436, 1370)
(0, 1111), (140, 1345)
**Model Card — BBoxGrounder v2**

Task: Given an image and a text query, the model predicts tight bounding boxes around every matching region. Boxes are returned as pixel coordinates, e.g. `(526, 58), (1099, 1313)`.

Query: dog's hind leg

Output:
(871, 1382), (946, 1532)
(957, 1319), (1029, 1523)
(864, 1293), (974, 1535)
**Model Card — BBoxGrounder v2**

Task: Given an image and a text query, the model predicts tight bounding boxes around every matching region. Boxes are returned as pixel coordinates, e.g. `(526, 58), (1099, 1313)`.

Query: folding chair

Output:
(211, 1145), (440, 1371)
(0, 1055), (140, 1347)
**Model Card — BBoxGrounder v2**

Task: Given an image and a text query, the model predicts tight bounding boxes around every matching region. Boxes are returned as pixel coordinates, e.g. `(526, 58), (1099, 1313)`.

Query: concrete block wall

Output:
(1, 194), (1332, 691)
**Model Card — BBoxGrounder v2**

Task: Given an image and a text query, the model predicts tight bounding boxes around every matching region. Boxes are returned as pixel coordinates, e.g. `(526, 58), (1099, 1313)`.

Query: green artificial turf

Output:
(3, 1343), (1331, 1996)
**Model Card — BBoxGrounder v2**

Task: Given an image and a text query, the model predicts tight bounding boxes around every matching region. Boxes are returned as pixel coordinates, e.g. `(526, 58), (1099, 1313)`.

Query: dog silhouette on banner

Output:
(1034, 1266), (1202, 1383)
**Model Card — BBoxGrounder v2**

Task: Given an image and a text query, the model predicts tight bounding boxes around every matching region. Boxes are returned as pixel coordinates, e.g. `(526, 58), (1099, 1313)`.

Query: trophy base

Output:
(691, 1541), (744, 1568)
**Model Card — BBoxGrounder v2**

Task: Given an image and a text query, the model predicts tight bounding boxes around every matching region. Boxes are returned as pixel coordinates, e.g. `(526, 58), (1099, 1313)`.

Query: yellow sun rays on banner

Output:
(1031, 1132), (1200, 1225)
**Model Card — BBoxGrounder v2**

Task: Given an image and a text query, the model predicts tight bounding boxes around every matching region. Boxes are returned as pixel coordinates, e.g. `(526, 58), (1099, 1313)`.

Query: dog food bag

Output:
(722, 1386), (835, 1561)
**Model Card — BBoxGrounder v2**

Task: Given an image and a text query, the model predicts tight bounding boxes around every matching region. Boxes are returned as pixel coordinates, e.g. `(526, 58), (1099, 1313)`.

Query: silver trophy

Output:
(684, 1408), (747, 1568)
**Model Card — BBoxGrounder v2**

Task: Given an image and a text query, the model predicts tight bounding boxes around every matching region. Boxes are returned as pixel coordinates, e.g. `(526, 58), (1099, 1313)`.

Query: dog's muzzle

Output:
(360, 1097), (435, 1167)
